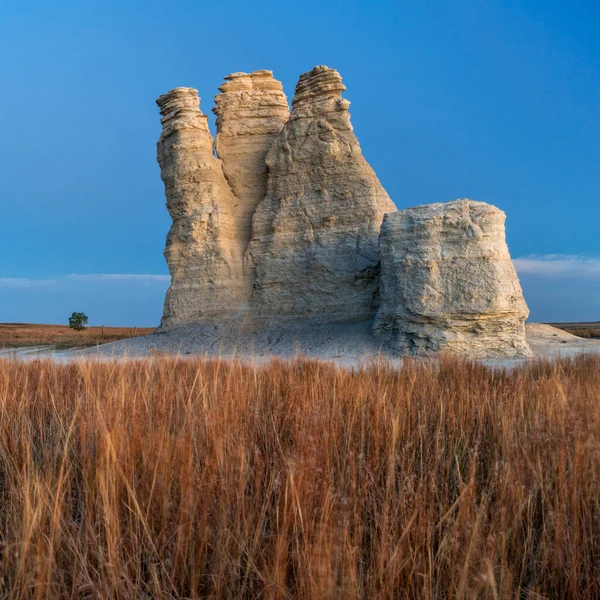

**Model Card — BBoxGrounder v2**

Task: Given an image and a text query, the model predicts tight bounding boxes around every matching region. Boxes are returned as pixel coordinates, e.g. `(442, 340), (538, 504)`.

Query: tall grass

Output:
(0, 355), (598, 598)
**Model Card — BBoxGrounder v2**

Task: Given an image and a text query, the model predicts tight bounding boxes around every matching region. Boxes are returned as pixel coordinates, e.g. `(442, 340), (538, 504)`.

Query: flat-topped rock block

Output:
(373, 199), (532, 358)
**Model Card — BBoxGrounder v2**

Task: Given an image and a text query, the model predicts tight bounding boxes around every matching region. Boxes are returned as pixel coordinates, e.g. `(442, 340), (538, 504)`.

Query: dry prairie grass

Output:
(0, 355), (598, 598)
(0, 323), (155, 349)
(564, 328), (600, 339)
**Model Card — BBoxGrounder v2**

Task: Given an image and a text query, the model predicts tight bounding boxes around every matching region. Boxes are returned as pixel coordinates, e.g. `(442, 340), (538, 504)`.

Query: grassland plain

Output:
(552, 323), (600, 339)
(0, 323), (155, 349)
(0, 355), (598, 598)
(563, 328), (600, 339)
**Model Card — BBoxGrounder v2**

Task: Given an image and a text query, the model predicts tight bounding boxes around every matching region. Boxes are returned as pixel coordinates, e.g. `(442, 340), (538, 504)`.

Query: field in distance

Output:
(550, 321), (600, 339)
(1, 322), (598, 349)
(0, 323), (156, 349)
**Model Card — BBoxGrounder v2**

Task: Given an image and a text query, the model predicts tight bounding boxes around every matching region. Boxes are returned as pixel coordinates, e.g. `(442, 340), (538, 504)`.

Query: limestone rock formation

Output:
(373, 199), (532, 358)
(156, 87), (247, 327)
(213, 71), (289, 255)
(245, 66), (396, 320)
(154, 72), (533, 361)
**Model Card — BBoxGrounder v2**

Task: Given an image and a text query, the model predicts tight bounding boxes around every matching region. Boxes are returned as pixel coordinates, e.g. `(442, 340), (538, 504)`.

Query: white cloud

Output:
(0, 274), (170, 289)
(66, 274), (170, 282)
(0, 277), (54, 289)
(513, 255), (600, 278)
(4, 259), (600, 288)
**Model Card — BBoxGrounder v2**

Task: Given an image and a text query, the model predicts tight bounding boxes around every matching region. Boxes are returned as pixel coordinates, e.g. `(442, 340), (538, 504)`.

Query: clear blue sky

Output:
(1, 0), (599, 325)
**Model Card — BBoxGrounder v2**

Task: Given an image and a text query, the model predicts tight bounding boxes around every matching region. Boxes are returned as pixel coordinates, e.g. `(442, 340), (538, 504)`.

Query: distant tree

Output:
(68, 312), (88, 331)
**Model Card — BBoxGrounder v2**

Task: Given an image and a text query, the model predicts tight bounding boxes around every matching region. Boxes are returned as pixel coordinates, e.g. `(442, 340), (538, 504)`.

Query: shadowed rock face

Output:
(373, 199), (532, 358)
(156, 88), (247, 327)
(245, 66), (396, 320)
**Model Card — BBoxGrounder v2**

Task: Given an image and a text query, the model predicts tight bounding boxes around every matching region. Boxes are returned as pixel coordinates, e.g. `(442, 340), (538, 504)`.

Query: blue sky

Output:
(1, 0), (599, 325)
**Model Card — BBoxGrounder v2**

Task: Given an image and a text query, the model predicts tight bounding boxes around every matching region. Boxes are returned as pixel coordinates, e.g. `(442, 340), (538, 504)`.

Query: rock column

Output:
(246, 66), (396, 320)
(213, 70), (289, 251)
(156, 87), (247, 328)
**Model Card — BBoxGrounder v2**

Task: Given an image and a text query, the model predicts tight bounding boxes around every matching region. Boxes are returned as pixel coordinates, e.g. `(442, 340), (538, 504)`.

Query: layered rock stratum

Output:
(154, 69), (532, 359)
(373, 199), (532, 358)
(213, 71), (289, 254)
(156, 88), (246, 326)
(245, 66), (396, 319)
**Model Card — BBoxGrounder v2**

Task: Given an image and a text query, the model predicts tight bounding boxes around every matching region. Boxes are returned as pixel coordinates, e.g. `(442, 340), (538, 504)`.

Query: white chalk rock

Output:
(246, 66), (396, 320)
(373, 199), (532, 358)
(156, 88), (247, 328)
(213, 70), (289, 252)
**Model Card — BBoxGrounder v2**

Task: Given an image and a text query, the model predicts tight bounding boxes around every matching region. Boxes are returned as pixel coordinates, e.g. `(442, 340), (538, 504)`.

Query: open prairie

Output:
(0, 323), (156, 349)
(0, 354), (598, 598)
(551, 322), (600, 339)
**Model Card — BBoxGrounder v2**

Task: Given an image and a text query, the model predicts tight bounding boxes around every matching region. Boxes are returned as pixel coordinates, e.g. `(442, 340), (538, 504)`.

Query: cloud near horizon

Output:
(3, 254), (599, 289)
(0, 259), (598, 325)
(513, 254), (600, 278)
(0, 274), (170, 326)
(513, 255), (600, 322)
(1, 253), (598, 288)
(0, 273), (170, 289)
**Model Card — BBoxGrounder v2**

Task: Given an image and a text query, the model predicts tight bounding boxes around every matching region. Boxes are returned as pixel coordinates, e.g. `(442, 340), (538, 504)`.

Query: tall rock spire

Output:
(245, 66), (396, 320)
(213, 70), (289, 254)
(156, 87), (247, 328)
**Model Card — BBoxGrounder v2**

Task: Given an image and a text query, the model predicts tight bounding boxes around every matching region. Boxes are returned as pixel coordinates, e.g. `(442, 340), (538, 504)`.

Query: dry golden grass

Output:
(0, 323), (155, 349)
(563, 328), (600, 339)
(0, 354), (598, 598)
(550, 322), (600, 340)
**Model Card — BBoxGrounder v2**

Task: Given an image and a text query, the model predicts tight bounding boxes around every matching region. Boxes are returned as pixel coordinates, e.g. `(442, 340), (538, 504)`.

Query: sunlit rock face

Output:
(213, 70), (289, 249)
(212, 70), (290, 300)
(245, 66), (396, 320)
(155, 75), (531, 361)
(373, 199), (532, 358)
(156, 88), (247, 327)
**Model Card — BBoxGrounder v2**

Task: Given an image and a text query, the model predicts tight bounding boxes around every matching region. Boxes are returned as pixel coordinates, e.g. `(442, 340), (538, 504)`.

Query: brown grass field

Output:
(0, 355), (598, 598)
(551, 322), (600, 339)
(0, 323), (156, 349)
(563, 328), (600, 339)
